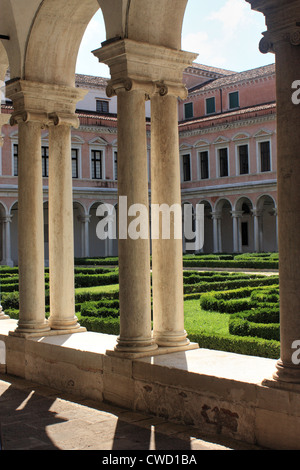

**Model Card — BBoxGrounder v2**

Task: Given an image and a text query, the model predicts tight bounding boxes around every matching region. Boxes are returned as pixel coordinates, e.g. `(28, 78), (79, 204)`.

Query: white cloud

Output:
(182, 31), (227, 67)
(208, 0), (254, 38)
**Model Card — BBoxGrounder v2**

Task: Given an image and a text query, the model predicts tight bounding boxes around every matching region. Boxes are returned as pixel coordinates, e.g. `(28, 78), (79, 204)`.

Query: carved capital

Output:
(259, 33), (275, 54)
(9, 110), (49, 128)
(48, 112), (79, 129)
(94, 38), (195, 101)
(290, 28), (300, 46)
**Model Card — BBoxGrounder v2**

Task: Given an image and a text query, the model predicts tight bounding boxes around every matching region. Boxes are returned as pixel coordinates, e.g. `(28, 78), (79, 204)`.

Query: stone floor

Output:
(0, 373), (264, 452)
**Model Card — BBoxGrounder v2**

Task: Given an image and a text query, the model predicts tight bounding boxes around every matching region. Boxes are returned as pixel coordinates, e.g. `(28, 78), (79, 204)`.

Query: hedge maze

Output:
(0, 252), (280, 359)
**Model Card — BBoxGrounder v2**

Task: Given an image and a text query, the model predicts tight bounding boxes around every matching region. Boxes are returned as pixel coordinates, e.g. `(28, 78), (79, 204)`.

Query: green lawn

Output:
(184, 299), (230, 336)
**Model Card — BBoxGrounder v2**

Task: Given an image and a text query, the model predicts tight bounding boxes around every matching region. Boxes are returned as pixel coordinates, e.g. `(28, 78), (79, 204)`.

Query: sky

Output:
(75, 0), (274, 78)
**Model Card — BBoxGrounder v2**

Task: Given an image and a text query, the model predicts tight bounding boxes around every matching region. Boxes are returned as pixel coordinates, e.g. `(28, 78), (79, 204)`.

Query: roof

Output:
(75, 74), (108, 88)
(185, 62), (236, 77)
(188, 63), (275, 94)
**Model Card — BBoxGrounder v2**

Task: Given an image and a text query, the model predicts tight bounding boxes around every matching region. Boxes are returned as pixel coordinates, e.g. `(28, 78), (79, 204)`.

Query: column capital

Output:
(48, 112), (80, 129)
(6, 79), (86, 127)
(93, 38), (196, 100)
(0, 215), (13, 224)
(211, 210), (222, 220)
(77, 214), (91, 223)
(251, 208), (263, 217)
(231, 210), (244, 218)
(247, 0), (300, 53)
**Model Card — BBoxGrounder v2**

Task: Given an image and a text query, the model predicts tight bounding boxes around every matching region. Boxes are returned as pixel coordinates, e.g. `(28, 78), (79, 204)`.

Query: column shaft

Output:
(273, 39), (300, 382)
(15, 121), (49, 333)
(116, 88), (157, 353)
(151, 92), (189, 348)
(48, 123), (80, 330)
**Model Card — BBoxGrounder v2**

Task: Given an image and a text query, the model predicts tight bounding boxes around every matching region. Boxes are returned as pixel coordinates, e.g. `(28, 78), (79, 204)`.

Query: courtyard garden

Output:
(0, 252), (280, 360)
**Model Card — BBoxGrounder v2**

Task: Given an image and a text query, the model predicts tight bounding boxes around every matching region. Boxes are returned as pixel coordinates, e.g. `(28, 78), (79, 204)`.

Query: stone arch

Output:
(24, 0), (100, 86)
(123, 0), (188, 50)
(0, 41), (9, 82)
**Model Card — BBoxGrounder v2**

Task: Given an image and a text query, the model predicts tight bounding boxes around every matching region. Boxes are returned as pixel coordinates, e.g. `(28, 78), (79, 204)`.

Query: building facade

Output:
(0, 61), (277, 266)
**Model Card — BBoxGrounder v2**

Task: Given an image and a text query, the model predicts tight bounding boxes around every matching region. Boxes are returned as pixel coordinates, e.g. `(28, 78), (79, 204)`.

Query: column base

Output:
(106, 341), (199, 359)
(153, 330), (190, 348)
(270, 359), (300, 385)
(48, 316), (82, 331)
(112, 336), (158, 356)
(9, 319), (51, 338)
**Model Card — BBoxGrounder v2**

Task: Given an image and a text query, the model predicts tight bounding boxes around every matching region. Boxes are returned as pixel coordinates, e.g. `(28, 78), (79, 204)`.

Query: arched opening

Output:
(256, 194), (277, 252)
(9, 201), (18, 265)
(215, 198), (233, 253)
(0, 201), (6, 263)
(88, 201), (112, 258)
(198, 200), (213, 253)
(73, 201), (87, 258)
(235, 196), (254, 253)
(182, 202), (194, 254)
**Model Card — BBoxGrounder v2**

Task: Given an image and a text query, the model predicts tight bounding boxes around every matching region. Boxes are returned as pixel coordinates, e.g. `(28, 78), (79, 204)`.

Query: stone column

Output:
(252, 209), (263, 253)
(231, 211), (243, 253)
(78, 214), (90, 258)
(248, 0), (300, 383)
(273, 207), (278, 251)
(10, 114), (49, 335)
(212, 211), (222, 253)
(0, 114), (11, 319)
(151, 86), (190, 348)
(93, 38), (197, 355)
(47, 113), (83, 332)
(1, 215), (13, 267)
(113, 85), (157, 354)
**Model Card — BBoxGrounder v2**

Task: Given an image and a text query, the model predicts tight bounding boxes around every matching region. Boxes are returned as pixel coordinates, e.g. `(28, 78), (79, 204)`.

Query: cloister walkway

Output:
(0, 373), (261, 451)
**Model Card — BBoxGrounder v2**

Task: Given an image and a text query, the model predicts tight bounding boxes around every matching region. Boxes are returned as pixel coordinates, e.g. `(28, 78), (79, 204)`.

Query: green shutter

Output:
(229, 91), (239, 109)
(184, 102), (193, 119)
(206, 97), (215, 115)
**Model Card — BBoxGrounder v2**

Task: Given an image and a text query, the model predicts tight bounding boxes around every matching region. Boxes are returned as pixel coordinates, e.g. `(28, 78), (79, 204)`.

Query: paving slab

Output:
(0, 373), (263, 452)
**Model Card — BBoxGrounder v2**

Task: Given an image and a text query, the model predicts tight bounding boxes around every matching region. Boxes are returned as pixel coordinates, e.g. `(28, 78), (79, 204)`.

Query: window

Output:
(41, 146), (49, 177)
(113, 151), (118, 180)
(199, 151), (209, 179)
(96, 100), (109, 113)
(72, 149), (79, 178)
(219, 148), (229, 177)
(206, 97), (216, 115)
(260, 141), (271, 172)
(13, 143), (18, 176)
(182, 154), (191, 181)
(91, 149), (103, 179)
(184, 102), (193, 119)
(229, 91), (239, 109)
(241, 222), (248, 246)
(238, 145), (249, 175)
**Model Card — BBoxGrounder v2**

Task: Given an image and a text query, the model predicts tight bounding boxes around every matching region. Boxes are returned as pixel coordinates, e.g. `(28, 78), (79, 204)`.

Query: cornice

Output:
(179, 113), (276, 138)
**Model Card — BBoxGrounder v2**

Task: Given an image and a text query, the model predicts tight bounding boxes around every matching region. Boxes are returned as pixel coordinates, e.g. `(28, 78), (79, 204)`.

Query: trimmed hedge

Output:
(228, 318), (280, 341)
(188, 330), (280, 359)
(78, 315), (120, 335)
